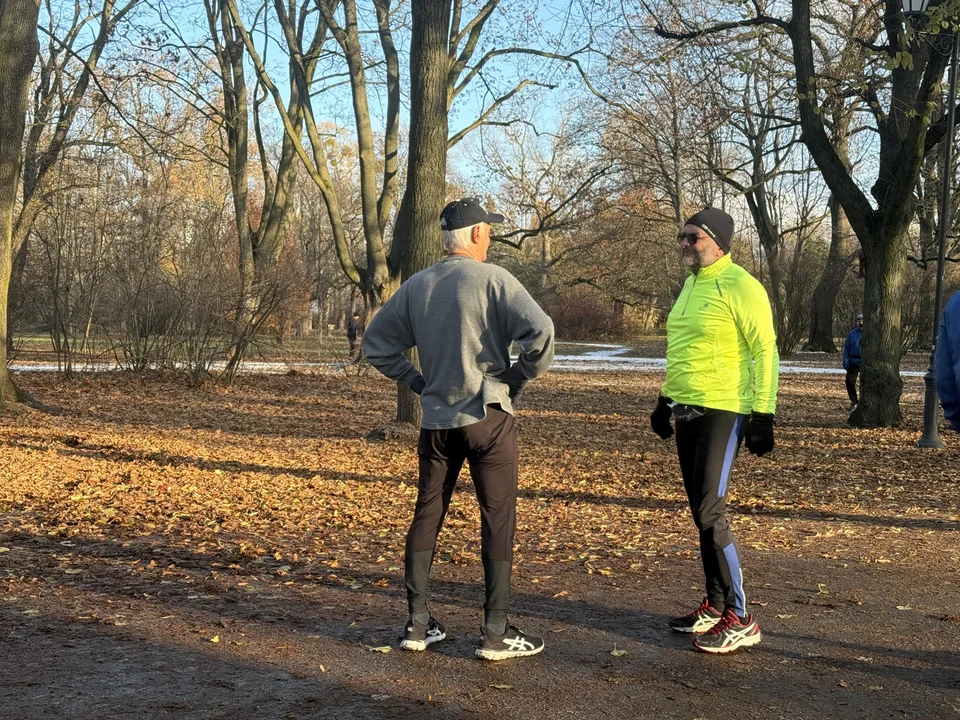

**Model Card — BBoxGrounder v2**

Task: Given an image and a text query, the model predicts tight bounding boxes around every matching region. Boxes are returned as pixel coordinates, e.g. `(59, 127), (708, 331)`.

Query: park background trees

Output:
(2, 0), (959, 427)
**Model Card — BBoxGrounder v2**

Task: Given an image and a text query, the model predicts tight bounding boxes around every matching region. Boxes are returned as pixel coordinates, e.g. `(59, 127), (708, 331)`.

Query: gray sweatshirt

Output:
(362, 255), (555, 429)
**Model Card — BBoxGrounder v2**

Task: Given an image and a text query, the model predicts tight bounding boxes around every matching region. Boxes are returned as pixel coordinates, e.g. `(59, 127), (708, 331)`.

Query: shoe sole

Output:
(400, 632), (446, 652)
(693, 630), (762, 654)
(669, 618), (721, 634)
(475, 644), (545, 661)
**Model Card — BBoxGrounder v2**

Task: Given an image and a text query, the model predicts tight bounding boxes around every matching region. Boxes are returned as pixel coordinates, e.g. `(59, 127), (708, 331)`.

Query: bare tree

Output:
(10, 0), (141, 340)
(655, 0), (959, 426)
(697, 34), (828, 354)
(0, 0), (41, 404)
(803, 6), (878, 352)
(226, 0), (585, 422)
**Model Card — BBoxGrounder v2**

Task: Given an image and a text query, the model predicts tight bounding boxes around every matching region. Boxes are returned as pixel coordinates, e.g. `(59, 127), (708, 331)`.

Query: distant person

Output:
(936, 291), (960, 432)
(842, 313), (863, 412)
(362, 197), (554, 661)
(649, 207), (779, 654)
(347, 311), (362, 361)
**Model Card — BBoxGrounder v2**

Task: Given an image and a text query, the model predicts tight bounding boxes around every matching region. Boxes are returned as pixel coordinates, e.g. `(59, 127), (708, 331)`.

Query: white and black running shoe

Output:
(400, 617), (446, 652)
(693, 610), (762, 654)
(475, 624), (544, 661)
(668, 597), (723, 634)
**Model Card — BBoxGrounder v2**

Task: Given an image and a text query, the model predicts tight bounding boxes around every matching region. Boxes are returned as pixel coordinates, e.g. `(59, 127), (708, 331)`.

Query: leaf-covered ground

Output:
(1, 369), (958, 719)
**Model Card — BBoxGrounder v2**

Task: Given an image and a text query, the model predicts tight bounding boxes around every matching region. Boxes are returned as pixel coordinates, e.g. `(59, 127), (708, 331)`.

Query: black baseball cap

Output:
(683, 207), (734, 253)
(440, 197), (505, 230)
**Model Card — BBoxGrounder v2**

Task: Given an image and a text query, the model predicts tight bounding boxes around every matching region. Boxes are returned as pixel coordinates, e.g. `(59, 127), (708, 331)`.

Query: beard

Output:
(681, 247), (703, 268)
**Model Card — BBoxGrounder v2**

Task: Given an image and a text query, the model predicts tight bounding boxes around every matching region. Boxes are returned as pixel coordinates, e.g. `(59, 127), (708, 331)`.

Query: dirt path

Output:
(1, 371), (958, 718)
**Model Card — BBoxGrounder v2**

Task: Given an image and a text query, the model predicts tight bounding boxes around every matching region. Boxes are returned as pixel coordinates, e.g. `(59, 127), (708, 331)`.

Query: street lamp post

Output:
(908, 0), (958, 447)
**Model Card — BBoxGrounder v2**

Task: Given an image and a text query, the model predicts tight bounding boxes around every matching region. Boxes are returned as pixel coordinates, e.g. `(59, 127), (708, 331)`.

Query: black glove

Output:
(650, 395), (674, 439)
(507, 381), (527, 406)
(496, 366), (528, 406)
(744, 413), (775, 456)
(409, 376), (426, 395)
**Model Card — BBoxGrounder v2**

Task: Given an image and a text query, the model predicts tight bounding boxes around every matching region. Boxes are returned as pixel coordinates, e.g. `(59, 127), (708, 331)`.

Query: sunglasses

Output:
(677, 232), (708, 245)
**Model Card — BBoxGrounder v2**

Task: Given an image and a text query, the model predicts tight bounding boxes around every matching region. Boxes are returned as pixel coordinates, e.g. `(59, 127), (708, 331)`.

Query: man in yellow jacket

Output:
(650, 207), (779, 654)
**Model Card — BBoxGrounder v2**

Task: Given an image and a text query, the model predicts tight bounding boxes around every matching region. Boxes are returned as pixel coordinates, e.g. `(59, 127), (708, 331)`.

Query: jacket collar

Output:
(686, 253), (732, 279)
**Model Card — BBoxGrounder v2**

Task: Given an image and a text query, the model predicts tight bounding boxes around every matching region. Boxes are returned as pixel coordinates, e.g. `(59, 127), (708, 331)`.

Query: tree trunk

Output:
(806, 194), (855, 352)
(5, 232), (27, 353)
(850, 228), (907, 427)
(0, 0), (41, 406)
(390, 0), (451, 426)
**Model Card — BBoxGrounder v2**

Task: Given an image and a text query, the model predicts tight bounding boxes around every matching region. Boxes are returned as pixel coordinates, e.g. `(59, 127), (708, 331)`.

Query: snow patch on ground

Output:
(10, 344), (926, 379)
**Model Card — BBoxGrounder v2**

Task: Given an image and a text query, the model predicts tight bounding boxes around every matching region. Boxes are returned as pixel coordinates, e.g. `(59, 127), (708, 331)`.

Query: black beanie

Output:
(683, 207), (734, 253)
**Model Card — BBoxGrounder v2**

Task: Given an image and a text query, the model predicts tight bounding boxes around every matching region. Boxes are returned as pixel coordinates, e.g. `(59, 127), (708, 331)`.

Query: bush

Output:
(543, 288), (640, 340)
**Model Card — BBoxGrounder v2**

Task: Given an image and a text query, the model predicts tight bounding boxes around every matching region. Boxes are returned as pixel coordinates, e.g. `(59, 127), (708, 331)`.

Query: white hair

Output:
(442, 223), (479, 252)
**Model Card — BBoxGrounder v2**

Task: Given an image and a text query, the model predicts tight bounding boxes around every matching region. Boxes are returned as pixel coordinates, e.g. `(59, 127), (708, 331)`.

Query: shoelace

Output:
(707, 611), (740, 636)
(693, 598), (714, 616)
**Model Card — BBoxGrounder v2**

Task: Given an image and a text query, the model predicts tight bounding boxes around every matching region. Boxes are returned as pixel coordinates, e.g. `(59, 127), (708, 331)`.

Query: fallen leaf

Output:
(361, 643), (391, 653)
(895, 605), (912, 611)
(839, 680), (848, 688)
(776, 614), (796, 619)
(210, 635), (220, 643)
(0, 547), (10, 553)
(489, 684), (513, 690)
(610, 646), (628, 657)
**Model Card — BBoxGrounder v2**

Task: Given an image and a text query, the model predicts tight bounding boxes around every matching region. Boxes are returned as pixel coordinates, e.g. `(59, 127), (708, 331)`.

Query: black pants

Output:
(845, 366), (860, 404)
(405, 407), (518, 623)
(675, 408), (748, 617)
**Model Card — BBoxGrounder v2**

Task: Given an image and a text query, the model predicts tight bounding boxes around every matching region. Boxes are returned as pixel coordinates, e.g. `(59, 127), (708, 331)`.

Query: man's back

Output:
(363, 256), (553, 429)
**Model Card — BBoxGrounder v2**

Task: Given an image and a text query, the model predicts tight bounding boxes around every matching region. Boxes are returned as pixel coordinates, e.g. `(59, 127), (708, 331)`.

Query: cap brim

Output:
(486, 212), (505, 224)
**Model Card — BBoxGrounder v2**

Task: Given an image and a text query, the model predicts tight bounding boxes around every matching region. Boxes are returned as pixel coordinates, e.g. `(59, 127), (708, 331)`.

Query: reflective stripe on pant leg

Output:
(718, 414), (746, 498)
(688, 411), (743, 614)
(722, 542), (746, 617)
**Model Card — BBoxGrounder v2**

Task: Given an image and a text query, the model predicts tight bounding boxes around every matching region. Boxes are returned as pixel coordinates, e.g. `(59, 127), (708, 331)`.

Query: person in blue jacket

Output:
(842, 313), (863, 412)
(936, 291), (960, 432)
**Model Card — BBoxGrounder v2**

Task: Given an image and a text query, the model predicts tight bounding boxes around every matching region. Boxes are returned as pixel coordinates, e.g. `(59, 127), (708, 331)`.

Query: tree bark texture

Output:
(0, 0), (41, 405)
(849, 233), (906, 426)
(391, 0), (451, 425)
(789, 0), (947, 425)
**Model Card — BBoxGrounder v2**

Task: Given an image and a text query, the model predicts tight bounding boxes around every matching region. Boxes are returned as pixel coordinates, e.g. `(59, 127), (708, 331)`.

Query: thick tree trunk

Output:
(806, 194), (856, 352)
(850, 228), (907, 427)
(390, 0), (451, 426)
(0, 0), (41, 406)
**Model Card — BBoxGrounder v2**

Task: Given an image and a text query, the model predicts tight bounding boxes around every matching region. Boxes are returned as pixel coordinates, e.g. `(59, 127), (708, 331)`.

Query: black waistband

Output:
(671, 404), (706, 422)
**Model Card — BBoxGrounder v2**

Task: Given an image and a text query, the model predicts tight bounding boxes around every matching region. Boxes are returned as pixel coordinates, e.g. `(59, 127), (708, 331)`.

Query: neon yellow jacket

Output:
(661, 254), (779, 415)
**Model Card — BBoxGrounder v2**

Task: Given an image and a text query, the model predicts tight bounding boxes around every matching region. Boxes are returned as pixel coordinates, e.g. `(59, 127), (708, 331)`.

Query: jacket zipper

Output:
(682, 277), (697, 315)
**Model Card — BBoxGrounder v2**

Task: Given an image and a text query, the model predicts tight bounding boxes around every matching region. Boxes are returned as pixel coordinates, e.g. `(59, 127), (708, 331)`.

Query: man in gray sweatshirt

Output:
(362, 197), (555, 661)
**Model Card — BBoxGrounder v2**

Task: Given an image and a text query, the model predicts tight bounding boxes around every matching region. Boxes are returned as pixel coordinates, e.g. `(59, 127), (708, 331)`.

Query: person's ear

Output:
(471, 225), (481, 244)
